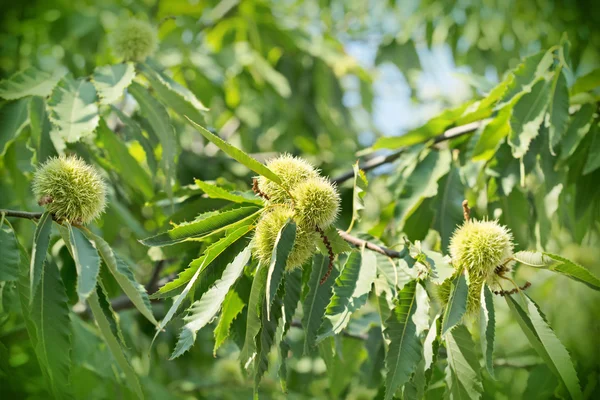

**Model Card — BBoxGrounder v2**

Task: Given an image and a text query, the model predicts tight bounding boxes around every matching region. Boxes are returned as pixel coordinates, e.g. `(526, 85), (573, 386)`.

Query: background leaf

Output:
(67, 223), (101, 301)
(30, 211), (53, 301)
(0, 219), (20, 281)
(444, 324), (483, 399)
(265, 220), (296, 319)
(0, 67), (65, 99)
(92, 63), (135, 105)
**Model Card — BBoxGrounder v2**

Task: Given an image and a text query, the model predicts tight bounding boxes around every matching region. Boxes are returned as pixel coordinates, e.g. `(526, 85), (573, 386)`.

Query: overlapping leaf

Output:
(141, 206), (260, 246)
(0, 67), (65, 99)
(92, 63), (135, 105)
(47, 74), (99, 143)
(444, 324), (483, 399)
(30, 211), (53, 302)
(82, 228), (157, 325)
(441, 273), (468, 335)
(318, 249), (376, 340)
(195, 179), (263, 205)
(265, 221), (296, 319)
(67, 223), (101, 301)
(479, 285), (495, 377)
(185, 117), (282, 184)
(383, 280), (422, 400)
(171, 246), (251, 359)
(0, 220), (20, 281)
(0, 98), (29, 157)
(240, 262), (270, 367)
(302, 254), (339, 354)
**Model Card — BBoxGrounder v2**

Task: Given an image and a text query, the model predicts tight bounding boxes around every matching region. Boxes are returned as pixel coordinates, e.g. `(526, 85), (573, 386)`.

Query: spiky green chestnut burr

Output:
(257, 154), (319, 204)
(112, 19), (158, 62)
(253, 207), (319, 270)
(448, 219), (514, 314)
(292, 177), (340, 229)
(32, 156), (107, 224)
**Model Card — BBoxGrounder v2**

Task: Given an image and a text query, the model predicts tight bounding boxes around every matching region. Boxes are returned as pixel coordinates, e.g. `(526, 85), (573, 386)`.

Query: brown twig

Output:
(337, 229), (404, 258)
(462, 200), (470, 222)
(316, 226), (334, 284)
(332, 120), (487, 184)
(252, 178), (270, 200)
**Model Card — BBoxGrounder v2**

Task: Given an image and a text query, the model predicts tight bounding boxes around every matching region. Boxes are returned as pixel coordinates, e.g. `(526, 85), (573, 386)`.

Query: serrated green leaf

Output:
(96, 118), (154, 200)
(240, 262), (269, 368)
(265, 220), (296, 320)
(444, 324), (483, 400)
(278, 269), (302, 390)
(394, 149), (451, 229)
(254, 295), (283, 394)
(513, 251), (553, 267)
(47, 74), (99, 143)
(318, 249), (376, 340)
(29, 96), (57, 163)
(434, 166), (465, 252)
(141, 63), (207, 126)
(423, 314), (440, 385)
(214, 276), (252, 354)
(505, 295), (582, 400)
(154, 226), (253, 340)
(508, 79), (550, 158)
(542, 253), (600, 291)
(471, 106), (511, 161)
(96, 278), (127, 348)
(570, 68), (600, 96)
(92, 63), (136, 105)
(185, 117), (282, 185)
(67, 223), (101, 301)
(348, 162), (368, 231)
(302, 254), (339, 354)
(0, 220), (20, 281)
(559, 103), (595, 161)
(154, 227), (253, 298)
(87, 289), (144, 399)
(583, 127), (600, 175)
(195, 179), (263, 205)
(546, 68), (570, 151)
(82, 228), (157, 325)
(441, 273), (468, 335)
(480, 285), (495, 378)
(111, 105), (157, 175)
(171, 246), (251, 359)
(30, 211), (53, 302)
(499, 50), (554, 107)
(141, 206), (260, 247)
(28, 260), (73, 399)
(372, 104), (469, 150)
(0, 67), (65, 99)
(129, 81), (177, 201)
(383, 280), (422, 400)
(0, 98), (29, 157)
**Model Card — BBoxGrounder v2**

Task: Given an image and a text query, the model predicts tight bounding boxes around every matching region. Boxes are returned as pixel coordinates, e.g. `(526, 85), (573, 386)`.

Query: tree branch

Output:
(0, 209), (44, 220)
(337, 229), (404, 259)
(332, 120), (487, 184)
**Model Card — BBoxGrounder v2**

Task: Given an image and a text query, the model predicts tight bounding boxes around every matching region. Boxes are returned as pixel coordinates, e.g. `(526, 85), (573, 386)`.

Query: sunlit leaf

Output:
(433, 166), (465, 252)
(508, 79), (550, 158)
(542, 252), (600, 291)
(302, 254), (339, 354)
(265, 220), (296, 320)
(318, 249), (376, 340)
(171, 246), (251, 359)
(513, 250), (553, 267)
(480, 285), (495, 378)
(82, 228), (157, 325)
(505, 295), (582, 400)
(471, 106), (511, 161)
(92, 63), (136, 105)
(195, 179), (263, 205)
(383, 280), (422, 400)
(47, 74), (99, 143)
(213, 276), (251, 354)
(140, 206), (260, 247)
(240, 262), (269, 368)
(441, 273), (468, 335)
(67, 223), (101, 301)
(347, 161), (368, 232)
(186, 117), (282, 184)
(570, 68), (600, 96)
(444, 324), (483, 399)
(0, 67), (65, 100)
(254, 294), (283, 394)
